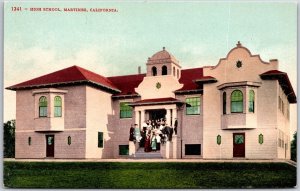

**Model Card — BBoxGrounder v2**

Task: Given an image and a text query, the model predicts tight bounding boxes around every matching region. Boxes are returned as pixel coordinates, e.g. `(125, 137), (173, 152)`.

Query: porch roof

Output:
(129, 97), (183, 106)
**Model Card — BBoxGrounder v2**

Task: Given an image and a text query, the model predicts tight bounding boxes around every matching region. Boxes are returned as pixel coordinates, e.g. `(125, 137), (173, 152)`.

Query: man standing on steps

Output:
(129, 124), (135, 142)
(174, 118), (178, 135)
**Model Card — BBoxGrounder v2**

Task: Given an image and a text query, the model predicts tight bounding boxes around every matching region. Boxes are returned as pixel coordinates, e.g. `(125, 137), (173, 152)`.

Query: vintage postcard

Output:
(3, 1), (297, 189)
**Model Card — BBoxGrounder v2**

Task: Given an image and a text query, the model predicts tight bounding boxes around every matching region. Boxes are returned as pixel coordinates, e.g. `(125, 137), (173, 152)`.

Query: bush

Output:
(4, 120), (15, 158)
(291, 132), (296, 162)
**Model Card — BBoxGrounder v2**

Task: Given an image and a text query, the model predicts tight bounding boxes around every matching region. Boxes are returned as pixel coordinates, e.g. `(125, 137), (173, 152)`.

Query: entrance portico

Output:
(130, 98), (182, 129)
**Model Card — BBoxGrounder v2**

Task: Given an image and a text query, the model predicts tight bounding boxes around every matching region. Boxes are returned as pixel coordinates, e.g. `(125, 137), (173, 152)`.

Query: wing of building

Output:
(7, 42), (296, 159)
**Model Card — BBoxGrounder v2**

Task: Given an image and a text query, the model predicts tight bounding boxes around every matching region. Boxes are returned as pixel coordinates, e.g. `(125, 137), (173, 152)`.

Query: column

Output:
(166, 109), (171, 126)
(171, 108), (177, 127)
(140, 110), (145, 129)
(135, 110), (139, 125)
(172, 107), (179, 135)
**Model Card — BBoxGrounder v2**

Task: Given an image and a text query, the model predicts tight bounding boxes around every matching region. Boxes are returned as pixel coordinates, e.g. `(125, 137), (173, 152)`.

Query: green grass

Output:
(3, 162), (296, 188)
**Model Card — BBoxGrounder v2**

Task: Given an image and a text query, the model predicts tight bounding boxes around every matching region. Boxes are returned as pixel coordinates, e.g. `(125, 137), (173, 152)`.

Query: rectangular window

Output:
(186, 97), (200, 115)
(120, 102), (132, 118)
(98, 132), (103, 148)
(185, 144), (201, 155)
(54, 107), (62, 117)
(39, 107), (47, 117)
(119, 145), (129, 155)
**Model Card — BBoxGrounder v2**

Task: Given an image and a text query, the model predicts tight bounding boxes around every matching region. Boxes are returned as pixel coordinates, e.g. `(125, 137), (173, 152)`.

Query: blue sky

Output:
(4, 1), (297, 133)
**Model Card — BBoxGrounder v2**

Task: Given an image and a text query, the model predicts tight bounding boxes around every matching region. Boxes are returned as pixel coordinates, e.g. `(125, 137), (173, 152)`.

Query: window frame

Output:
(162, 65), (167, 75)
(186, 97), (201, 115)
(54, 96), (62, 117)
(185, 144), (201, 155)
(231, 90), (243, 113)
(98, 132), (103, 148)
(39, 96), (48, 117)
(152, 66), (157, 76)
(223, 92), (226, 114)
(120, 102), (133, 119)
(119, 145), (129, 155)
(248, 90), (255, 113)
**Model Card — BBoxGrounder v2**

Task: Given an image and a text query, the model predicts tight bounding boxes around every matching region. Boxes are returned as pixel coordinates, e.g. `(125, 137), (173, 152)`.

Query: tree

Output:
(291, 131), (297, 162)
(4, 120), (15, 158)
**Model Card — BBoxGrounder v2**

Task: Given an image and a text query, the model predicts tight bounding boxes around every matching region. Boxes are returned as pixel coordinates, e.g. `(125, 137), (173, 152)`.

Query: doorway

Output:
(148, 109), (166, 120)
(233, 133), (245, 157)
(46, 135), (55, 157)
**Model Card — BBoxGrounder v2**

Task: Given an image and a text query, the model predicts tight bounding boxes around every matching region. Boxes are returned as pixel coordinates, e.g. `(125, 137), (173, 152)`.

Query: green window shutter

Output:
(120, 102), (132, 118)
(249, 90), (255, 113)
(217, 135), (221, 145)
(98, 132), (103, 148)
(68, 136), (71, 145)
(186, 97), (200, 115)
(259, 134), (263, 144)
(231, 90), (243, 113)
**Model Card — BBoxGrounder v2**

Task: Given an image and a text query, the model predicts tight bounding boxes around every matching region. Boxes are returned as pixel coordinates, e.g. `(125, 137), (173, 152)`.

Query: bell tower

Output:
(146, 47), (181, 79)
(135, 47), (183, 99)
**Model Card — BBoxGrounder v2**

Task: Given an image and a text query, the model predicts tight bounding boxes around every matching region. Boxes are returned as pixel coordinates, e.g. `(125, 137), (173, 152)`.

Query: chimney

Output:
(269, 59), (278, 70)
(138, 66), (141, 74)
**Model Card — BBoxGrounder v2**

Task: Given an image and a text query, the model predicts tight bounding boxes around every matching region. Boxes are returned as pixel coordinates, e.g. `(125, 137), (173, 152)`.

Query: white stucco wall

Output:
(202, 44), (283, 159)
(85, 86), (114, 159)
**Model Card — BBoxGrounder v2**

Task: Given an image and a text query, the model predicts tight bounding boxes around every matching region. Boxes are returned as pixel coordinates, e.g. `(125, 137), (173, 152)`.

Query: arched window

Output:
(173, 67), (175, 76)
(54, 96), (62, 117)
(28, 137), (31, 146)
(152, 66), (157, 76)
(162, 65), (167, 75)
(249, 90), (255, 113)
(223, 92), (226, 114)
(39, 96), (47, 117)
(177, 69), (179, 78)
(231, 90), (243, 113)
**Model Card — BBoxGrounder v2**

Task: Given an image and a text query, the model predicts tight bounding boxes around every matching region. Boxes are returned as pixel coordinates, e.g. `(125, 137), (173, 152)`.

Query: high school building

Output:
(7, 42), (296, 159)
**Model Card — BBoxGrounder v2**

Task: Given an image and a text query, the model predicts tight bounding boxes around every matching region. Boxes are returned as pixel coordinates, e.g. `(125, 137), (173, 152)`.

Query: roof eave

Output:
(6, 80), (121, 94)
(128, 100), (184, 106)
(175, 89), (203, 94)
(112, 94), (140, 99)
(194, 78), (218, 84)
(260, 73), (297, 104)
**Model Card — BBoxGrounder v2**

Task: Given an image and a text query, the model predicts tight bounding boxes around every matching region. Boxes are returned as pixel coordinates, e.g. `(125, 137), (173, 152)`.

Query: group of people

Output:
(129, 118), (177, 152)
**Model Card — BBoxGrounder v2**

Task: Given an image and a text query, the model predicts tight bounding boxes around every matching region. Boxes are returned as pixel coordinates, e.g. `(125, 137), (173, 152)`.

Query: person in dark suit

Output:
(129, 124), (135, 142)
(174, 118), (178, 135)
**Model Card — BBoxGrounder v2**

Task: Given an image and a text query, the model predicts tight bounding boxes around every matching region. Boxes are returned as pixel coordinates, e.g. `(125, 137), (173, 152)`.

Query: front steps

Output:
(133, 148), (163, 159)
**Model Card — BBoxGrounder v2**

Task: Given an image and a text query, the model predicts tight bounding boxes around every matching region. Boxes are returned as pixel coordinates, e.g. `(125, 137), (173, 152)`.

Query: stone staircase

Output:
(133, 148), (163, 159)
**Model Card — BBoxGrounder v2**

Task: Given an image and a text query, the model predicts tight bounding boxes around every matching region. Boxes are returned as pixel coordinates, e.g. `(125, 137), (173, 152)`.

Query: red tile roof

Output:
(129, 97), (183, 106)
(6, 65), (120, 92)
(107, 74), (146, 97)
(7, 66), (204, 96)
(175, 67), (203, 92)
(260, 70), (296, 103)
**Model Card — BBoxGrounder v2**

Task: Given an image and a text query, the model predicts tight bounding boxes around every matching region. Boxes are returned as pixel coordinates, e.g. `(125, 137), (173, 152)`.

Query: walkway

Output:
(3, 158), (297, 167)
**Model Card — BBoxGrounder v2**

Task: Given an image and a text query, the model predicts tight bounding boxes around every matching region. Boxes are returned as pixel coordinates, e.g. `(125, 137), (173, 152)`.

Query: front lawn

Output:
(3, 162), (296, 188)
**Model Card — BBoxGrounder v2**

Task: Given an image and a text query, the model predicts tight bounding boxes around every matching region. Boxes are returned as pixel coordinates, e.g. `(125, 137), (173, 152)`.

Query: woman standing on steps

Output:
(151, 131), (157, 151)
(144, 130), (152, 152)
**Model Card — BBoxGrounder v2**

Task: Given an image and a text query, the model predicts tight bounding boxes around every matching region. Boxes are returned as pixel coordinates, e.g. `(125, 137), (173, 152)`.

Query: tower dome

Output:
(147, 47), (179, 65)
